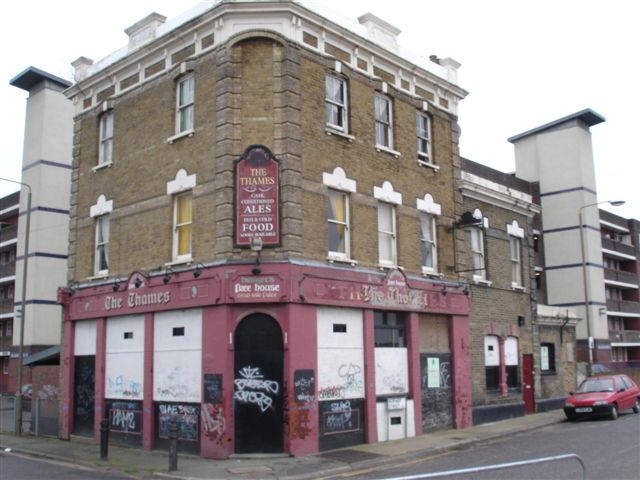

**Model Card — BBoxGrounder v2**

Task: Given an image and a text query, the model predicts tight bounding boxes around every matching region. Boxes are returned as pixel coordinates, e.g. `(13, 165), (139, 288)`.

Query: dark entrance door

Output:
(234, 314), (284, 453)
(522, 353), (535, 414)
(73, 355), (95, 436)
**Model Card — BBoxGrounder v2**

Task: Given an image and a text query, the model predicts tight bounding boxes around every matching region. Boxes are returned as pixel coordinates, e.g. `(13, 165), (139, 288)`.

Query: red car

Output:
(564, 374), (640, 421)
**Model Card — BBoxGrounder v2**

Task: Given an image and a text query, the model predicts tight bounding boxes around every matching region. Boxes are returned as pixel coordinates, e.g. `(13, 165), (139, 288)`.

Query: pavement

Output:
(0, 409), (567, 480)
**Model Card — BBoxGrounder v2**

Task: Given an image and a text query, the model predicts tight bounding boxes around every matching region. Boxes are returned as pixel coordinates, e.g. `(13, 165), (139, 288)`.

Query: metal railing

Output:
(609, 329), (640, 344)
(0, 395), (58, 436)
(379, 454), (586, 480)
(0, 224), (17, 244)
(604, 268), (639, 286)
(601, 237), (636, 257)
(607, 299), (640, 314)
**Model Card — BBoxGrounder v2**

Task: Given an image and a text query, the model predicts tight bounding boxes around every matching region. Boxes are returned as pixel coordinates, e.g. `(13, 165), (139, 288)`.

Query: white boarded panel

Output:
(485, 336), (499, 366)
(505, 337), (519, 366)
(317, 348), (364, 401)
(154, 309), (202, 351)
(153, 350), (201, 402)
(106, 315), (144, 353)
(105, 351), (144, 399)
(153, 309), (202, 402)
(105, 315), (144, 400)
(317, 307), (363, 349)
(375, 347), (408, 395)
(74, 320), (96, 356)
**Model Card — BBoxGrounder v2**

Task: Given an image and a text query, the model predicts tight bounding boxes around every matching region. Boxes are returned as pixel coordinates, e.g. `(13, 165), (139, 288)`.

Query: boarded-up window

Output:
(120, 73), (139, 90)
(357, 58), (368, 71)
(83, 97), (93, 109)
(171, 44), (195, 65)
(303, 32), (318, 48)
(325, 43), (351, 63)
(373, 66), (395, 84)
(144, 59), (165, 78)
(201, 33), (214, 49)
(96, 86), (115, 103)
(415, 86), (435, 102)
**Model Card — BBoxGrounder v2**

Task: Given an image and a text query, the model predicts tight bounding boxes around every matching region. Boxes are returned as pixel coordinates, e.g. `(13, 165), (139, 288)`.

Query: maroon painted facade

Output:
(59, 262), (471, 458)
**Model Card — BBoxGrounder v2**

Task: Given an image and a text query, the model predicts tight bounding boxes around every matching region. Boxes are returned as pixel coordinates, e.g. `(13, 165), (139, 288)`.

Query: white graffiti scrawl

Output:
(234, 366), (279, 413)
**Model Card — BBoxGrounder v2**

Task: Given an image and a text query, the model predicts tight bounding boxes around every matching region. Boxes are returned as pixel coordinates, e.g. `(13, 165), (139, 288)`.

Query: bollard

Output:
(168, 419), (179, 471)
(100, 418), (109, 460)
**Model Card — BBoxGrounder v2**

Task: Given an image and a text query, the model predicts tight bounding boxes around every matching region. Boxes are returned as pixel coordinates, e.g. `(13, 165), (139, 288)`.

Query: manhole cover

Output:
(318, 449), (382, 463)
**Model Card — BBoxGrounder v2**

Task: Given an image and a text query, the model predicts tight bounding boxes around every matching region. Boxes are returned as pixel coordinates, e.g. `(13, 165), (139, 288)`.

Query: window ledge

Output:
(378, 262), (401, 270)
(327, 255), (357, 266)
(92, 161), (113, 172)
(417, 159), (439, 171)
(325, 127), (355, 142)
(165, 256), (193, 267)
(166, 129), (194, 144)
(375, 144), (401, 158)
(511, 284), (526, 292)
(422, 268), (443, 278)
(541, 371), (557, 376)
(86, 273), (109, 281)
(473, 277), (493, 287)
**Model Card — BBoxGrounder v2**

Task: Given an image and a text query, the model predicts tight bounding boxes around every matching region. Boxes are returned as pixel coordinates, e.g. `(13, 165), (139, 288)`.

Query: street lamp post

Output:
(579, 199), (625, 377)
(0, 177), (31, 436)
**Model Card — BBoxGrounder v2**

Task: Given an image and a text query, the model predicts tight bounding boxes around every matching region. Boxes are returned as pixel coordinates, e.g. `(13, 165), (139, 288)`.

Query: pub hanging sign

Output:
(235, 145), (280, 247)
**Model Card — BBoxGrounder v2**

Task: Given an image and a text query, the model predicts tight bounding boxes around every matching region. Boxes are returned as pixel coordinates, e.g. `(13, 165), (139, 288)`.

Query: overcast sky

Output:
(2, 0), (638, 218)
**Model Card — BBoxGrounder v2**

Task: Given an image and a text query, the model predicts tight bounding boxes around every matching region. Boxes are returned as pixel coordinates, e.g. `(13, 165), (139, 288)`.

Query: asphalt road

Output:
(327, 411), (640, 480)
(0, 452), (131, 480)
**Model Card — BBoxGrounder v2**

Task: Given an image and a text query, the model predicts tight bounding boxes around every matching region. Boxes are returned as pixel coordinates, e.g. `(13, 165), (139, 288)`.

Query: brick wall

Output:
(68, 34), (463, 283)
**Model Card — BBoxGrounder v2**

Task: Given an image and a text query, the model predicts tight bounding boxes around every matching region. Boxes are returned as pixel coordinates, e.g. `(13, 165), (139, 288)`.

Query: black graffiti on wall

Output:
(157, 403), (200, 442)
(204, 374), (223, 404)
(294, 369), (315, 403)
(109, 401), (142, 434)
(420, 353), (453, 432)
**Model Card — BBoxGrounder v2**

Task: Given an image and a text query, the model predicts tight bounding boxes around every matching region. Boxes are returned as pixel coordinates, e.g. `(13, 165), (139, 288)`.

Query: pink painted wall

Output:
(407, 312), (422, 433)
(363, 309), (377, 443)
(60, 319), (75, 439)
(201, 305), (233, 459)
(93, 318), (106, 441)
(450, 315), (472, 428)
(285, 303), (318, 455)
(142, 313), (154, 450)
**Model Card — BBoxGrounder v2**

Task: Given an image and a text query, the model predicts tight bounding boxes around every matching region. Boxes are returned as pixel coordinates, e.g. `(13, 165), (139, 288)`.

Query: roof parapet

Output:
(358, 12), (401, 52)
(71, 56), (94, 83)
(125, 12), (167, 52)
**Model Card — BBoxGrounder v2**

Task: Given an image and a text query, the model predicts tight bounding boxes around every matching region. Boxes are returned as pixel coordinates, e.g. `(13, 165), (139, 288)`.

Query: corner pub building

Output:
(58, 1), (474, 457)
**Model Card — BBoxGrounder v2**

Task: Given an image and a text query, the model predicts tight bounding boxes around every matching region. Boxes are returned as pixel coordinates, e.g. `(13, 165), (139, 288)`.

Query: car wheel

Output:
(565, 414), (576, 422)
(633, 399), (639, 414)
(610, 404), (618, 420)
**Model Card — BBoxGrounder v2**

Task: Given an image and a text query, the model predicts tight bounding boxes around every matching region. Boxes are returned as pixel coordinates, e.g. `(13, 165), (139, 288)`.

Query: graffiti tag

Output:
(234, 366), (279, 412)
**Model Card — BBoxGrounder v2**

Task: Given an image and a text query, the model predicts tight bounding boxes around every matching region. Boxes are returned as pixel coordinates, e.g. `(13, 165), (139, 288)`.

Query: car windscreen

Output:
(576, 378), (614, 393)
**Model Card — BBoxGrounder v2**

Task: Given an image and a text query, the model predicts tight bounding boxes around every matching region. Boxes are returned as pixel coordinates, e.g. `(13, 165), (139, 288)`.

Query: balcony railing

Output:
(0, 224), (17, 244)
(601, 237), (636, 257)
(609, 329), (640, 344)
(0, 299), (14, 315)
(0, 262), (16, 279)
(604, 268), (639, 286)
(607, 299), (640, 315)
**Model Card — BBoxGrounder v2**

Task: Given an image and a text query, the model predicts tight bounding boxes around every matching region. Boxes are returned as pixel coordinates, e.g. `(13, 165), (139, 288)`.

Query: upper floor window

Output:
(416, 112), (432, 163)
(98, 111), (113, 165)
(173, 192), (193, 262)
(325, 75), (348, 132)
(510, 237), (521, 286)
(176, 74), (195, 134)
(420, 213), (437, 273)
(374, 94), (393, 148)
(327, 189), (350, 260)
(471, 227), (486, 280)
(377, 202), (397, 267)
(94, 214), (110, 275)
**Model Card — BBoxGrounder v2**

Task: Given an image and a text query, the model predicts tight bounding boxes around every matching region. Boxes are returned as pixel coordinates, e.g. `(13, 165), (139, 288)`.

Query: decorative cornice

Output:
(458, 174), (540, 218)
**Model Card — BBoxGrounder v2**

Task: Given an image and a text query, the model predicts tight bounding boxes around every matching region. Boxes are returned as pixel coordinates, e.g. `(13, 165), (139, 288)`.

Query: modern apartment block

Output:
(509, 109), (638, 383)
(7, 67), (74, 399)
(600, 209), (640, 375)
(0, 191), (19, 393)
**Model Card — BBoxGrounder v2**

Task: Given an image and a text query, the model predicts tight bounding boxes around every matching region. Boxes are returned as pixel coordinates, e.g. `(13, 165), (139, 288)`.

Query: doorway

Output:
(73, 355), (95, 436)
(522, 353), (535, 414)
(234, 313), (284, 453)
